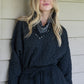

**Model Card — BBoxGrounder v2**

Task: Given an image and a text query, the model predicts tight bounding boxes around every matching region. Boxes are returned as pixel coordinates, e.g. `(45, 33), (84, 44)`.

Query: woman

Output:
(8, 0), (73, 84)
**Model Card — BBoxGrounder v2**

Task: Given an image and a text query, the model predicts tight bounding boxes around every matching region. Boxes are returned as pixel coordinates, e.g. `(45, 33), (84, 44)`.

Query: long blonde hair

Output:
(17, 0), (63, 47)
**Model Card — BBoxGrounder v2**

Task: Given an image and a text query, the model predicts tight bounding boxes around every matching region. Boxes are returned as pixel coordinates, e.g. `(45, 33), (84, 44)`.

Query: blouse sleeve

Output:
(8, 21), (24, 84)
(57, 26), (73, 84)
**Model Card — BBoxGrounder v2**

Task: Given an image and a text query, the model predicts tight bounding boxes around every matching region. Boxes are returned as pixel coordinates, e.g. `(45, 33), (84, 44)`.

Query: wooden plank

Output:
(0, 40), (11, 60)
(1, 20), (84, 39)
(72, 73), (84, 84)
(60, 21), (84, 37)
(0, 58), (84, 82)
(59, 0), (84, 3)
(1, 1), (84, 21)
(59, 2), (84, 20)
(0, 20), (2, 39)
(0, 61), (9, 81)
(0, 0), (2, 18)
(0, 81), (7, 84)
(0, 73), (81, 84)
(0, 38), (84, 60)
(0, 0), (2, 38)
(69, 38), (84, 55)
(1, 20), (15, 39)
(2, 0), (26, 19)
(1, 72), (84, 84)
(72, 55), (84, 73)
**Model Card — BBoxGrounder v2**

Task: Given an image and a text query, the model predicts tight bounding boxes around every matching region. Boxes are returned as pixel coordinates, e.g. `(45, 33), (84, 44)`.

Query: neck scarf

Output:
(37, 18), (52, 33)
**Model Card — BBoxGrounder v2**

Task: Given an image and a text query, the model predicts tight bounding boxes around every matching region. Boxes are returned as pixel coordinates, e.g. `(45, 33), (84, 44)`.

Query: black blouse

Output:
(8, 19), (73, 84)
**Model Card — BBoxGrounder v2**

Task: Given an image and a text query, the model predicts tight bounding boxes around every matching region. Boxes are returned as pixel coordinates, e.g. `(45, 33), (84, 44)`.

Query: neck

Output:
(40, 10), (51, 19)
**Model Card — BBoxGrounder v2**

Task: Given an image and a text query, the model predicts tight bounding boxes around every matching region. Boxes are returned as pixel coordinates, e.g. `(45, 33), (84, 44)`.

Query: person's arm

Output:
(8, 21), (24, 84)
(57, 26), (73, 84)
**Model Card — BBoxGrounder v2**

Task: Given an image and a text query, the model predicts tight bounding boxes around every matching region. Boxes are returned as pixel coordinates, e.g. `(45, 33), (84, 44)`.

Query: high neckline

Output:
(36, 18), (52, 34)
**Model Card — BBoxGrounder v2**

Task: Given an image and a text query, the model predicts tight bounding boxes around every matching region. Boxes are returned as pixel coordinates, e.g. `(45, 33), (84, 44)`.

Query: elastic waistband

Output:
(21, 64), (57, 78)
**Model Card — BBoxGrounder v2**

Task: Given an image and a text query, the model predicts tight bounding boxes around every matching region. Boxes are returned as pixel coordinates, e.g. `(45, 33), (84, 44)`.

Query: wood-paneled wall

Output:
(0, 0), (84, 84)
